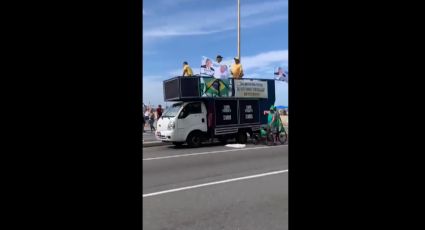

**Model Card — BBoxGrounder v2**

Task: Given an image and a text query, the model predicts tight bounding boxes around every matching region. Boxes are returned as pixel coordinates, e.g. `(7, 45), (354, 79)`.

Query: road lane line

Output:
(143, 145), (287, 161)
(143, 169), (288, 198)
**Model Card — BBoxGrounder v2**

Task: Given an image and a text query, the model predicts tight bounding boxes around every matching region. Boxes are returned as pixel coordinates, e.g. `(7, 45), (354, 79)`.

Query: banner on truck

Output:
(234, 79), (268, 98)
(200, 56), (230, 79)
(239, 100), (260, 124)
(215, 100), (238, 126)
(274, 67), (288, 82)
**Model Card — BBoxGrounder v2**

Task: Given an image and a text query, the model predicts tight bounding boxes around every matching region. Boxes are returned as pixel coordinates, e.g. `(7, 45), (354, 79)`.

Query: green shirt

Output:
(260, 128), (267, 137)
(271, 112), (280, 128)
(268, 112), (273, 124)
(268, 111), (279, 127)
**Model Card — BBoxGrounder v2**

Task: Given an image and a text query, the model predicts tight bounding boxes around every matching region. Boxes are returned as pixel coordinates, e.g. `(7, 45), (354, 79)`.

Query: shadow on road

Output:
(162, 138), (268, 150)
(169, 142), (229, 149)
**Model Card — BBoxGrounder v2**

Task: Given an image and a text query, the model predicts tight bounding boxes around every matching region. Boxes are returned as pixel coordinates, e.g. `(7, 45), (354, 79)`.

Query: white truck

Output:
(156, 76), (275, 147)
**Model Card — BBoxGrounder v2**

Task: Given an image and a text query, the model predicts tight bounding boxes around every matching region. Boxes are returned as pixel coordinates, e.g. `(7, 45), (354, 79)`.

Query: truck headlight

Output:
(167, 121), (175, 130)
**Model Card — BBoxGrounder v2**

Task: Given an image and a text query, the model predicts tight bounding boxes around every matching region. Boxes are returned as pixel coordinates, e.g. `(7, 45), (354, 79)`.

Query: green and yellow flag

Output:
(201, 78), (231, 97)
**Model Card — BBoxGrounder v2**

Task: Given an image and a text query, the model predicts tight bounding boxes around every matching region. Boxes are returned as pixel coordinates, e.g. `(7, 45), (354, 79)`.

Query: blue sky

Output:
(143, 0), (288, 107)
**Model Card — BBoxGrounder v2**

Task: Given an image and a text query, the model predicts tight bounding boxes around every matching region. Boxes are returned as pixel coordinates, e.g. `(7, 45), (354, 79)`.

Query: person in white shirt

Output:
(144, 110), (150, 123)
(213, 55), (230, 79)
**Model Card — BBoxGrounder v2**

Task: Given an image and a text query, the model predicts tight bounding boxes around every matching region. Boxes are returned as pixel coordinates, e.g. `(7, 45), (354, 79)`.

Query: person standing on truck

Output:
(230, 57), (244, 79)
(182, 61), (193, 77)
(214, 55), (228, 79)
(216, 55), (223, 64)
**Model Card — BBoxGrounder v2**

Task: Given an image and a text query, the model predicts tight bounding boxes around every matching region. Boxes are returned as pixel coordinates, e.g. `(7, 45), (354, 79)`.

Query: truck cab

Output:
(156, 101), (208, 147)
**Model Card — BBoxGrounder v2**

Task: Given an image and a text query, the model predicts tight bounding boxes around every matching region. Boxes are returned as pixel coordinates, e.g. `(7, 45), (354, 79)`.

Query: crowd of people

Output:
(142, 103), (163, 133)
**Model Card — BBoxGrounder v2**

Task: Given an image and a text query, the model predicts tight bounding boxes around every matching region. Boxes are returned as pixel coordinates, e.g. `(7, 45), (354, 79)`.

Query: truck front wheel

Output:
(187, 131), (202, 148)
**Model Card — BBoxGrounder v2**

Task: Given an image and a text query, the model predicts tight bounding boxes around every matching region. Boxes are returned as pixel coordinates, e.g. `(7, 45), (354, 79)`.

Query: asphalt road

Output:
(143, 143), (288, 230)
(143, 130), (158, 142)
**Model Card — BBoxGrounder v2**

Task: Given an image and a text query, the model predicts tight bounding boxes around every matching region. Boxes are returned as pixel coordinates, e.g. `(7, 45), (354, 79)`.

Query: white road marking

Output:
(143, 169), (288, 198)
(143, 145), (287, 161)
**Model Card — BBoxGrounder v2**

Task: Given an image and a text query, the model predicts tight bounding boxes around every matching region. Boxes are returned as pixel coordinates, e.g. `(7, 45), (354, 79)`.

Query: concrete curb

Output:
(143, 141), (171, 148)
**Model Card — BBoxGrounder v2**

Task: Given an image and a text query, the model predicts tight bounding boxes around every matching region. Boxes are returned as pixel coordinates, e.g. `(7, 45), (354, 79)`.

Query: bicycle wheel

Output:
(279, 128), (288, 144)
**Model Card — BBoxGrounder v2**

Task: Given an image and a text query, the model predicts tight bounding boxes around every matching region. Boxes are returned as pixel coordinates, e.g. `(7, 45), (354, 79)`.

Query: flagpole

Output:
(237, 0), (241, 60)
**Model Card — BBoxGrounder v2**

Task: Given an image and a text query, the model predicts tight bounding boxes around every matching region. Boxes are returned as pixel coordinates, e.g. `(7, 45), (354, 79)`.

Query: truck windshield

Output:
(162, 103), (183, 117)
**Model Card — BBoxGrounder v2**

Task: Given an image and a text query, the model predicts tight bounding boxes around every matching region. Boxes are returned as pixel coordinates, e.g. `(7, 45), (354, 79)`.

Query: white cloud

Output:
(156, 0), (198, 7)
(243, 72), (261, 78)
(144, 27), (233, 37)
(242, 50), (288, 71)
(242, 15), (288, 29)
(143, 0), (287, 38)
(242, 0), (288, 17)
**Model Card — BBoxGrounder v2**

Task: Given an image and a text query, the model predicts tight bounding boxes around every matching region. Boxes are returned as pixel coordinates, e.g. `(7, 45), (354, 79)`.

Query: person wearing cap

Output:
(216, 55), (223, 64)
(182, 61), (193, 77)
(230, 57), (244, 79)
(213, 54), (230, 79)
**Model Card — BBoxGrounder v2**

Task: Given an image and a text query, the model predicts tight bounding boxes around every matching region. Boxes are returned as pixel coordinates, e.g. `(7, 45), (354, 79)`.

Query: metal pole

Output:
(237, 0), (240, 60)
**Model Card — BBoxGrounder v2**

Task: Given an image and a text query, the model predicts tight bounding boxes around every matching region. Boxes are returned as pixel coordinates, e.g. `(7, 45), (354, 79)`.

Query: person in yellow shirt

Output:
(230, 57), (244, 79)
(182, 61), (193, 77)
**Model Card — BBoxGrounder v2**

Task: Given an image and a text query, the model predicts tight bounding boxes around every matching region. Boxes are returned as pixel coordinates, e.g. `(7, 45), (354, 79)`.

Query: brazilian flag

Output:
(201, 78), (231, 97)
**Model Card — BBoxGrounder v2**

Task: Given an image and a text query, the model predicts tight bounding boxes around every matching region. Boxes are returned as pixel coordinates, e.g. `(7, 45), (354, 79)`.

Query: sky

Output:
(143, 0), (288, 107)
